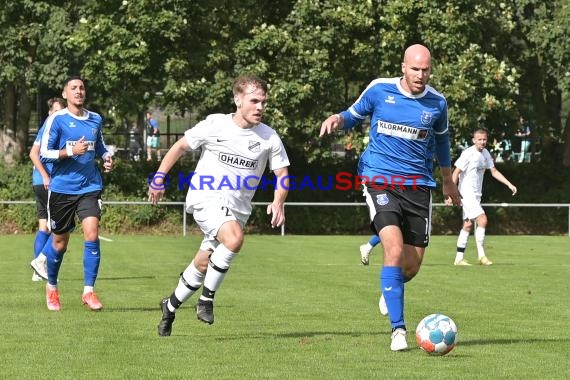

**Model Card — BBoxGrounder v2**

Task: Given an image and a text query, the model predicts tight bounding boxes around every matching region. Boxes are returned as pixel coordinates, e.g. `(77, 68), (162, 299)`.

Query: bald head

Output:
(401, 44), (432, 95)
(403, 44), (431, 65)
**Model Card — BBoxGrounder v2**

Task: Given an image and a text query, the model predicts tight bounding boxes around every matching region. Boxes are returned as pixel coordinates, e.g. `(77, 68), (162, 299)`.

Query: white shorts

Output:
(461, 196), (485, 220)
(189, 198), (248, 252)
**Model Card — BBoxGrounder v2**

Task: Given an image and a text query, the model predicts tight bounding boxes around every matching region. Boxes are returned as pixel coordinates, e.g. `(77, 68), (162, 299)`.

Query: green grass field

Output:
(1, 234), (569, 379)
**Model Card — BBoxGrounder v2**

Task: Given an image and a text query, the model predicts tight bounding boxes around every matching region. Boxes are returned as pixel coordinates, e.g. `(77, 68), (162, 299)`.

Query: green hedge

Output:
(1, 155), (568, 235)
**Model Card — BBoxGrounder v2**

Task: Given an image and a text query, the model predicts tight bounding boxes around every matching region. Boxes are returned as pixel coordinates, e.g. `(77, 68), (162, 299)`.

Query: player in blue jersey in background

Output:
(29, 97), (66, 282)
(39, 76), (113, 311)
(320, 44), (462, 351)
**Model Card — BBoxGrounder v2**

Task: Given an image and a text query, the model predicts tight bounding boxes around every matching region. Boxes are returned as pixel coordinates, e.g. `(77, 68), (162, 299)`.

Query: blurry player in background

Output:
(29, 97), (66, 281)
(320, 44), (461, 351)
(145, 111), (161, 161)
(453, 128), (517, 266)
(148, 75), (290, 336)
(39, 76), (113, 311)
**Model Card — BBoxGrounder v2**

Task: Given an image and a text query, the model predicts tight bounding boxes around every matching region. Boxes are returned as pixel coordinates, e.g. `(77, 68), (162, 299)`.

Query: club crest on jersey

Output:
(248, 140), (261, 153)
(376, 194), (389, 206)
(420, 111), (433, 126)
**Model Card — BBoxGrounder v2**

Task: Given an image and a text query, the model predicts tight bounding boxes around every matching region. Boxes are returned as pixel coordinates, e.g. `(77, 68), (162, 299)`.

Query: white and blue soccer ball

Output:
(415, 313), (458, 355)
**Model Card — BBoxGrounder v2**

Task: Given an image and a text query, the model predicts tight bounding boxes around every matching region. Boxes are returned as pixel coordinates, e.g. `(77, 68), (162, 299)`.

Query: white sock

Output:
(173, 260), (205, 306)
(455, 229), (470, 262)
(200, 244), (236, 302)
(83, 286), (94, 295)
(475, 227), (486, 259)
(47, 283), (57, 291)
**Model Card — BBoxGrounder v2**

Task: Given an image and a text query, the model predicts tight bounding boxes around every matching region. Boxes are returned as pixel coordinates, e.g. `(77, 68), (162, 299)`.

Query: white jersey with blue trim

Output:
(39, 108), (111, 194)
(341, 77), (451, 187)
(32, 124), (52, 186)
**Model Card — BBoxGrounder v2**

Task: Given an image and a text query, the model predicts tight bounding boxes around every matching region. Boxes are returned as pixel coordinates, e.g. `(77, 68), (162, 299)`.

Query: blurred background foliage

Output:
(1, 0), (569, 234)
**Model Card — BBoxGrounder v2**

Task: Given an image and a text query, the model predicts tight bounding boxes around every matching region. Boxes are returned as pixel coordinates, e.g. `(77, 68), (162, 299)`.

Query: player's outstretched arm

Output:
(490, 168), (517, 195)
(267, 167), (289, 228)
(319, 114), (344, 137)
(148, 137), (190, 204)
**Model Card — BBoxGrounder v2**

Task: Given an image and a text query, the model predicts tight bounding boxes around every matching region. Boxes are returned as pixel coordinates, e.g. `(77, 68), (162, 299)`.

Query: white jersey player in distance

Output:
(148, 75), (290, 336)
(452, 128), (517, 266)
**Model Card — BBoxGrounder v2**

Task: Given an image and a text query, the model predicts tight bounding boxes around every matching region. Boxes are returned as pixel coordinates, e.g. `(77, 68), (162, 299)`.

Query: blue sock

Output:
(44, 237), (65, 286)
(369, 234), (381, 247)
(381, 266), (405, 330)
(33, 230), (50, 259)
(83, 240), (101, 287)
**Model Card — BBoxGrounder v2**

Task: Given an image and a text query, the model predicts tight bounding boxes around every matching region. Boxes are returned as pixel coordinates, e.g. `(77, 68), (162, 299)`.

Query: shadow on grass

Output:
(211, 331), (383, 341)
(105, 306), (160, 312)
(458, 337), (570, 346)
(61, 275), (156, 281)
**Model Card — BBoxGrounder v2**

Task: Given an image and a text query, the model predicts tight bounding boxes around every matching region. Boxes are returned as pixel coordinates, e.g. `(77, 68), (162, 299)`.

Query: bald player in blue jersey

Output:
(320, 44), (462, 351)
(40, 76), (114, 312)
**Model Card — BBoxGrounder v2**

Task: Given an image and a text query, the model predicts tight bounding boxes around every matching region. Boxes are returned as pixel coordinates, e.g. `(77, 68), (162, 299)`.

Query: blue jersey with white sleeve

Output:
(340, 77), (450, 187)
(39, 108), (111, 194)
(32, 125), (53, 186)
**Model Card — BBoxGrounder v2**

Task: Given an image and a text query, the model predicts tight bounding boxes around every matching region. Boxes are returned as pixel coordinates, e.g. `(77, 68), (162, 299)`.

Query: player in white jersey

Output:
(453, 128), (517, 266)
(320, 44), (462, 352)
(148, 75), (290, 336)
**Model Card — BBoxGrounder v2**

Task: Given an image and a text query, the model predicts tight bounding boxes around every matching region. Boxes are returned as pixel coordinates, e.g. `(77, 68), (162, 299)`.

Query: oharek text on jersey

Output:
(218, 153), (258, 169)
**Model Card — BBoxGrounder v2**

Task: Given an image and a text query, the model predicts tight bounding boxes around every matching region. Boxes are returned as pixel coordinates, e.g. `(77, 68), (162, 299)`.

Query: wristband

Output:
(66, 144), (74, 157)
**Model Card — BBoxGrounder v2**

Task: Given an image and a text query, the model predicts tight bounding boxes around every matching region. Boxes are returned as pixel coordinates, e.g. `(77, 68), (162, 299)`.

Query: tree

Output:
(227, 0), (521, 161)
(516, 0), (570, 165)
(0, 1), (73, 164)
(1, 0), (568, 168)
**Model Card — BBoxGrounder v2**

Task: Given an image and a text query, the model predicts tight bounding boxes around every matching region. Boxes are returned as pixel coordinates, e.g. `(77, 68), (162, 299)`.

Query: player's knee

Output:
(52, 234), (69, 251)
(193, 253), (210, 272)
(223, 236), (243, 253)
(463, 219), (473, 232)
(477, 214), (488, 227)
(84, 230), (99, 242)
(217, 221), (244, 252)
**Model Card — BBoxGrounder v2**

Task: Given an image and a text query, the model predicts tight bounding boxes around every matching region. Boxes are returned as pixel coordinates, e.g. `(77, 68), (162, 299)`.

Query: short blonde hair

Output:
(232, 75), (267, 96)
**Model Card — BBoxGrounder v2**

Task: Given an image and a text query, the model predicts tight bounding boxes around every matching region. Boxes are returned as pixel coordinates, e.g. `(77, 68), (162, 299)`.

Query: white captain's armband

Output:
(66, 143), (74, 157)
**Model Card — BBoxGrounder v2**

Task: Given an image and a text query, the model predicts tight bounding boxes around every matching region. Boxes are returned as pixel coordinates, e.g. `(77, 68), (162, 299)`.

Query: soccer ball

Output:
(415, 314), (458, 355)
